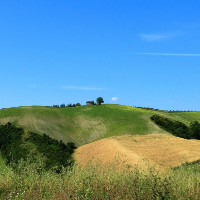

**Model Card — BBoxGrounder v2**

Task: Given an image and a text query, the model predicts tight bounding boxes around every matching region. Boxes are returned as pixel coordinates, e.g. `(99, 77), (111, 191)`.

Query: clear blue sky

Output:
(1, 0), (200, 110)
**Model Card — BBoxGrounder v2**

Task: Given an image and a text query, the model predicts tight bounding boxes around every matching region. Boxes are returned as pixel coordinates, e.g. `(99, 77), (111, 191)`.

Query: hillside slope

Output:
(0, 104), (200, 146)
(75, 134), (200, 169)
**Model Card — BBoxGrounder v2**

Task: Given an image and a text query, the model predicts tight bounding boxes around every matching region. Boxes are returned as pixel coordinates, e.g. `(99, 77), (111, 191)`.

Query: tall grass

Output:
(0, 159), (199, 200)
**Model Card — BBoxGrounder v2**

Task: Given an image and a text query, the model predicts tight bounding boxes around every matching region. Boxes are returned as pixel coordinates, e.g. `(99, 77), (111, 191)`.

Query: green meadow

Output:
(0, 104), (200, 199)
(0, 104), (199, 146)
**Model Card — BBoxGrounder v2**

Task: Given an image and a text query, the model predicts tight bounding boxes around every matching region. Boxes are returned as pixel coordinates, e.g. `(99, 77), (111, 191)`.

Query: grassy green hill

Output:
(0, 104), (200, 199)
(0, 104), (200, 146)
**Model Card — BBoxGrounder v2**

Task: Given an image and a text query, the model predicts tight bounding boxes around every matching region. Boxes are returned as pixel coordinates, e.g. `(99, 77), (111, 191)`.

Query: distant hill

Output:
(0, 104), (200, 146)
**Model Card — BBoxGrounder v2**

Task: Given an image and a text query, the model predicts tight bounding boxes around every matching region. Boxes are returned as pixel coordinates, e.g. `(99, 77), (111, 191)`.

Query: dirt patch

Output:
(75, 134), (200, 169)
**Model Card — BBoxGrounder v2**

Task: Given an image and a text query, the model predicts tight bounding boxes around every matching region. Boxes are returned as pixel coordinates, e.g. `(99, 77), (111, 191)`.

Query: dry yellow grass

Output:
(74, 115), (108, 143)
(75, 133), (200, 169)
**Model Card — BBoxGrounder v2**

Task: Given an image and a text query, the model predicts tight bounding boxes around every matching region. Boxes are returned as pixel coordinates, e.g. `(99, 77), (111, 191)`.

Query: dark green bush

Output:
(0, 122), (28, 165)
(189, 121), (200, 139)
(151, 115), (200, 140)
(27, 132), (76, 171)
(0, 122), (76, 172)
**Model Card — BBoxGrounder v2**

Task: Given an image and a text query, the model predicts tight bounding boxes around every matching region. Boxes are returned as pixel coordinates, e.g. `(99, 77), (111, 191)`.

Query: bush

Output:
(0, 123), (76, 172)
(189, 121), (200, 139)
(27, 133), (76, 171)
(53, 105), (59, 108)
(0, 122), (28, 165)
(150, 115), (200, 140)
(60, 104), (66, 108)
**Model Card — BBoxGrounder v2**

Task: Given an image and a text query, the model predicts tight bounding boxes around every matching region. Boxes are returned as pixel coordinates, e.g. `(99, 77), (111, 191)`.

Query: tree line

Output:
(0, 122), (76, 172)
(52, 103), (81, 108)
(132, 106), (199, 112)
(151, 114), (200, 139)
(52, 97), (104, 107)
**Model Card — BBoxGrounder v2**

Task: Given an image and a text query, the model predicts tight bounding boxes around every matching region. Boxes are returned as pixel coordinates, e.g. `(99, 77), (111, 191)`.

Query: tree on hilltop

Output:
(96, 97), (104, 105)
(60, 103), (66, 108)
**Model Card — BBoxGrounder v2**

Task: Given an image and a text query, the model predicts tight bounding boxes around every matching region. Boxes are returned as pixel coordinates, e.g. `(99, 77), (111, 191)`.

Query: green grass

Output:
(0, 155), (13, 188)
(0, 105), (200, 199)
(0, 104), (199, 146)
(0, 156), (7, 178)
(0, 159), (199, 200)
(165, 111), (200, 125)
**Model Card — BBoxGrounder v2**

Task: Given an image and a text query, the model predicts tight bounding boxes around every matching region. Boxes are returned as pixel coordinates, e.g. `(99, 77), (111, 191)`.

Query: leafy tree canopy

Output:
(96, 97), (104, 105)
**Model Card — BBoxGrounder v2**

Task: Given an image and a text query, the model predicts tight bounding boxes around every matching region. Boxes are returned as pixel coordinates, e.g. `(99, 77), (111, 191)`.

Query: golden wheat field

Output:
(75, 133), (200, 169)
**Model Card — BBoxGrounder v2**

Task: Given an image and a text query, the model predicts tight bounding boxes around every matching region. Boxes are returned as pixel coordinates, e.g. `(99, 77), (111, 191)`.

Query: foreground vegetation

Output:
(0, 158), (199, 200)
(0, 105), (200, 199)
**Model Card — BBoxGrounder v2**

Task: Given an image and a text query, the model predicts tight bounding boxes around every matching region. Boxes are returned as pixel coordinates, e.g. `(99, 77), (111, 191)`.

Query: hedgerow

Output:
(150, 114), (200, 139)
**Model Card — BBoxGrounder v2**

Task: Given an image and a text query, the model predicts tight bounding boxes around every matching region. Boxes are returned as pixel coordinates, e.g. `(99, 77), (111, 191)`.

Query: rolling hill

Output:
(0, 104), (200, 199)
(0, 104), (200, 146)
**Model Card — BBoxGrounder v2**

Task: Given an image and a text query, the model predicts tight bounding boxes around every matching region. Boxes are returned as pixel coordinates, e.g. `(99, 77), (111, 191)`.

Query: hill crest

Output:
(0, 104), (200, 146)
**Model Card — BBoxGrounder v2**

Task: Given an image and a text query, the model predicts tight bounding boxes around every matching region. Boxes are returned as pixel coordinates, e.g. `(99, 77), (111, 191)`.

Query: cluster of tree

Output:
(132, 106), (199, 112)
(0, 122), (76, 171)
(87, 97), (104, 106)
(0, 122), (28, 165)
(168, 110), (198, 113)
(53, 103), (81, 108)
(51, 97), (104, 107)
(133, 106), (161, 111)
(151, 115), (200, 139)
(27, 132), (76, 171)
